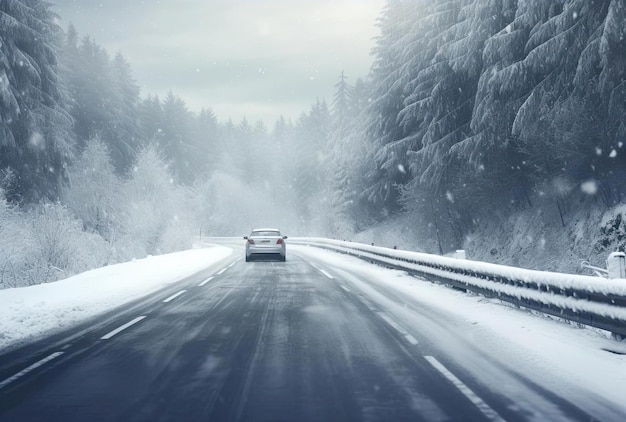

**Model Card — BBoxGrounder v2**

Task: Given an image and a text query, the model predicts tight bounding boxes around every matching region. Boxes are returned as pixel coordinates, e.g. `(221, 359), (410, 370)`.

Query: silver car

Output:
(244, 228), (287, 262)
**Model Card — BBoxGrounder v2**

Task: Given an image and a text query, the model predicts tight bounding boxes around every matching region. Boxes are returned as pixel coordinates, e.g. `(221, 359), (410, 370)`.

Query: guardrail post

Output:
(607, 252), (626, 279)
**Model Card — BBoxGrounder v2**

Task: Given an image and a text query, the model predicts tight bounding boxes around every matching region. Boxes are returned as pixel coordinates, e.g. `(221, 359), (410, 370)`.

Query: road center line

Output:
(319, 268), (334, 279)
(378, 313), (419, 345)
(0, 352), (64, 390)
(424, 356), (505, 421)
(217, 267), (227, 275)
(163, 290), (186, 303)
(199, 276), (214, 287)
(309, 262), (332, 278)
(101, 316), (147, 340)
(403, 333), (419, 345)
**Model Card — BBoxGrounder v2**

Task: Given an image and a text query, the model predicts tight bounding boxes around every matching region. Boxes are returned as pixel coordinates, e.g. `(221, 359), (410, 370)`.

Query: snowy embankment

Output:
(290, 245), (626, 417)
(0, 246), (233, 351)
(294, 238), (626, 295)
(292, 237), (626, 337)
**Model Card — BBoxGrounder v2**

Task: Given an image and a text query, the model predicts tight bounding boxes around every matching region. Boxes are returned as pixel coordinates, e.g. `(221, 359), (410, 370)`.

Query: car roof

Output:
(251, 228), (280, 232)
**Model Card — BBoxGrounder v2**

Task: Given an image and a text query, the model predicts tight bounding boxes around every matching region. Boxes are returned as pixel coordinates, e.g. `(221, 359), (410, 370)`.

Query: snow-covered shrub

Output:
(115, 145), (194, 257)
(24, 202), (111, 285)
(62, 138), (120, 241)
(0, 188), (26, 288)
(596, 205), (626, 254)
(0, 143), (202, 290)
(156, 211), (197, 253)
(0, 200), (111, 288)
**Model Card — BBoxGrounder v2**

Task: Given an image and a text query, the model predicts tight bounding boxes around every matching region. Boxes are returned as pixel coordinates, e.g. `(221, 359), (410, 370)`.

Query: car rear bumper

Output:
(247, 245), (285, 255)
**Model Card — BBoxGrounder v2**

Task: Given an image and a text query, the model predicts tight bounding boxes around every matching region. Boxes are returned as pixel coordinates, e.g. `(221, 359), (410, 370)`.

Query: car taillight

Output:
(248, 239), (255, 244)
(276, 238), (283, 244)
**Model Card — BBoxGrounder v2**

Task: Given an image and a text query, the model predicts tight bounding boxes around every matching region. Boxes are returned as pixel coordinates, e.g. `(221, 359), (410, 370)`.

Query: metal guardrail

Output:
(291, 238), (626, 340)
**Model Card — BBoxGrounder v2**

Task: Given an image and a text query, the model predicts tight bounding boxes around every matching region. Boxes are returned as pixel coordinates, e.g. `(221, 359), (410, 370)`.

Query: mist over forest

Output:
(1, 0), (625, 288)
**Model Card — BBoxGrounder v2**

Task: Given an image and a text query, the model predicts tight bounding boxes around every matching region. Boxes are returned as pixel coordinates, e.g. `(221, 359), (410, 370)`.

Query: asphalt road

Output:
(0, 245), (619, 421)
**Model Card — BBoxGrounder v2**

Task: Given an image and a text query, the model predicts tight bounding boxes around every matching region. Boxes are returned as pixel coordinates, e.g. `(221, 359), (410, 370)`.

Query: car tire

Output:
(245, 255), (250, 262)
(281, 255), (286, 262)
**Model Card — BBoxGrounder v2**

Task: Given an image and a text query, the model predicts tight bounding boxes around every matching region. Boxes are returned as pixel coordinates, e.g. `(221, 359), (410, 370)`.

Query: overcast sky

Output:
(51, 0), (384, 125)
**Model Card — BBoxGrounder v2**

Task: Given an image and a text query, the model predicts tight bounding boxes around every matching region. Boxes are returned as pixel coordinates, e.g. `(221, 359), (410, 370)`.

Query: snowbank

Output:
(0, 246), (232, 351)
(290, 245), (626, 417)
(292, 237), (626, 334)
(293, 238), (626, 294)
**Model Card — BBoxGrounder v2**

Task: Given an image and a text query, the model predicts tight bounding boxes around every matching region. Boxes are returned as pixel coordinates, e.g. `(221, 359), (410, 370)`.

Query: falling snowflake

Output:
(581, 180), (598, 195)
(29, 132), (44, 149)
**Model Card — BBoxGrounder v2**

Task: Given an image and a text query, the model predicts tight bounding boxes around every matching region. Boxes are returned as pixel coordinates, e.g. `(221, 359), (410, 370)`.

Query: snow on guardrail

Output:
(291, 237), (626, 339)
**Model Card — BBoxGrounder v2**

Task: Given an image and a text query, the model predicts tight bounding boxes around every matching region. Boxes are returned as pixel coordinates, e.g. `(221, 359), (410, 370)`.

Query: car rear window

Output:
(251, 231), (280, 237)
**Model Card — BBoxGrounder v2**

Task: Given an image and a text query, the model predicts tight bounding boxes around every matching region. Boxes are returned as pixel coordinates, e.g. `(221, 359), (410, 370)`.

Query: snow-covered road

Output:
(0, 242), (624, 421)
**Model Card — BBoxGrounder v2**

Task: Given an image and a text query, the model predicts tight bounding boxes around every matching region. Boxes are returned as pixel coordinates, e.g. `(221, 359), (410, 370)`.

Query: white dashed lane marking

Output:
(310, 263), (334, 279)
(163, 290), (187, 303)
(425, 356), (505, 421)
(0, 352), (64, 390)
(378, 313), (419, 345)
(318, 268), (334, 279)
(101, 316), (147, 340)
(217, 267), (227, 275)
(199, 276), (214, 287)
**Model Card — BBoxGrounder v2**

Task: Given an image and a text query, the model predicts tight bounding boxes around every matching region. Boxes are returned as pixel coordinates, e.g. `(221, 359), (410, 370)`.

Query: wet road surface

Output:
(0, 245), (618, 421)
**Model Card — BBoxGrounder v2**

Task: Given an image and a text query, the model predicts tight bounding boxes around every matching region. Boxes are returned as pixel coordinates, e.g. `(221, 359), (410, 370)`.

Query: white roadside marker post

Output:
(607, 252), (626, 279)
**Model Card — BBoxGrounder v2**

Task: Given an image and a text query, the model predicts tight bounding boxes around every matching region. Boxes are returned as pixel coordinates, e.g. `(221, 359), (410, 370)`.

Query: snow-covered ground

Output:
(0, 246), (232, 351)
(291, 245), (626, 418)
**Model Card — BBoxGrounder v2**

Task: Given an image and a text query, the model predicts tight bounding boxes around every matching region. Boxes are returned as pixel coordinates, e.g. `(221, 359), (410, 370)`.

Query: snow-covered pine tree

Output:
(109, 52), (141, 172)
(138, 95), (164, 144)
(331, 70), (352, 134)
(160, 91), (196, 184)
(360, 0), (419, 211)
(291, 99), (331, 226)
(193, 107), (220, 177)
(70, 36), (113, 145)
(0, 0), (74, 200)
